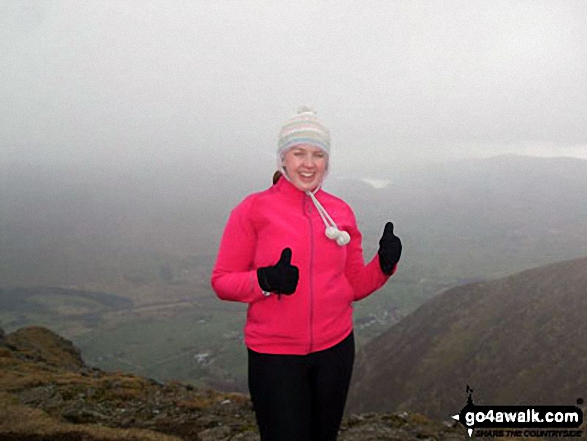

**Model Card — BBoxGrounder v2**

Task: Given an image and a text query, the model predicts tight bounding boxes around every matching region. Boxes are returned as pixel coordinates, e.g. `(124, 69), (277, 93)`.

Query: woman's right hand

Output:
(256, 248), (299, 295)
(378, 222), (402, 275)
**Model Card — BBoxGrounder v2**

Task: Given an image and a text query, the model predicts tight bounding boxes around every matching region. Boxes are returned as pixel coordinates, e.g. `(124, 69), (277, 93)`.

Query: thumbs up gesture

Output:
(378, 222), (402, 275)
(257, 248), (299, 295)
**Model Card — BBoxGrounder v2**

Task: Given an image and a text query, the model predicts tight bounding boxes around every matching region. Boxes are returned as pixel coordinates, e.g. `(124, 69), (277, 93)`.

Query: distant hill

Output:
(0, 326), (467, 440)
(347, 256), (587, 420)
(331, 155), (587, 280)
(0, 286), (135, 341)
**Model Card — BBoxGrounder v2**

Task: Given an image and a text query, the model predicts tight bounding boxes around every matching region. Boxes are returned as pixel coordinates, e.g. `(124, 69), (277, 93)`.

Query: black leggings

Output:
(247, 332), (355, 441)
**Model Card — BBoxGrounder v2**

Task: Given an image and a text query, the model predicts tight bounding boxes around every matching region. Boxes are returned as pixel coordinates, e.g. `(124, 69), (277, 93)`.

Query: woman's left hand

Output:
(378, 222), (402, 275)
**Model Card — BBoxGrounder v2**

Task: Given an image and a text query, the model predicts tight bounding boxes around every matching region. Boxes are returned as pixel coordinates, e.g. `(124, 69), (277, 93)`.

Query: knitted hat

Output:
(276, 108), (347, 245)
(277, 106), (330, 158)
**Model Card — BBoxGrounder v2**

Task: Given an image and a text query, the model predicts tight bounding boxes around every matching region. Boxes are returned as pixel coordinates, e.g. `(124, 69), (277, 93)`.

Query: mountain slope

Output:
(347, 256), (587, 420)
(0, 326), (468, 440)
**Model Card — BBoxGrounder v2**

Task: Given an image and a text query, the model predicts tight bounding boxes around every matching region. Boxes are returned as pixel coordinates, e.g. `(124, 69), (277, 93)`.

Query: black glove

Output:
(257, 248), (299, 295)
(378, 222), (402, 275)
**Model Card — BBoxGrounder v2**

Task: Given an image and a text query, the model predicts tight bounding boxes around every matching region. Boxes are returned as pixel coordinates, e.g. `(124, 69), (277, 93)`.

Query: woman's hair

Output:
(272, 170), (282, 185)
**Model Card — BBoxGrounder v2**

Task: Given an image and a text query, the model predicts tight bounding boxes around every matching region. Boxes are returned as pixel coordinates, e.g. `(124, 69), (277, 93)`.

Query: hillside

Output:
(347, 256), (587, 420)
(0, 326), (466, 440)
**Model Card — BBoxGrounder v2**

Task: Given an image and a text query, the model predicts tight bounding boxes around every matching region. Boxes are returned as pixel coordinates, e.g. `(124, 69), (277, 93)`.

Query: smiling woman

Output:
(271, 108), (330, 191)
(281, 145), (327, 192)
(211, 107), (403, 440)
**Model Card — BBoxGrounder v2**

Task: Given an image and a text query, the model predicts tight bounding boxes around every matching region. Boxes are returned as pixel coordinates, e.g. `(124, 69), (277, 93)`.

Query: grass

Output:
(75, 302), (247, 388)
(0, 392), (182, 441)
(0, 337), (244, 440)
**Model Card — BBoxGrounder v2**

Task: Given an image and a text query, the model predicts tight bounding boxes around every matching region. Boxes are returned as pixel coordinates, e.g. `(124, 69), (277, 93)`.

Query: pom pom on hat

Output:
(278, 106), (330, 157)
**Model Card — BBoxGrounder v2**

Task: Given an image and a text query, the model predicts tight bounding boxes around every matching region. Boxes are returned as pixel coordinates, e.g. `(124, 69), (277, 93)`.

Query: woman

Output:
(211, 107), (402, 441)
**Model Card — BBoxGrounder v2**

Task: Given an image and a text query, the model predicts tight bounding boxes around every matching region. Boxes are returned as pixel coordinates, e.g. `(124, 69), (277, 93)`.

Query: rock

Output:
(231, 432), (260, 441)
(6, 326), (84, 369)
(62, 407), (110, 424)
(198, 425), (232, 441)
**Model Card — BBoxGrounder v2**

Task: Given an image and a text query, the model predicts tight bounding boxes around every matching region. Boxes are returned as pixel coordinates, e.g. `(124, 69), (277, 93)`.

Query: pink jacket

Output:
(211, 177), (394, 355)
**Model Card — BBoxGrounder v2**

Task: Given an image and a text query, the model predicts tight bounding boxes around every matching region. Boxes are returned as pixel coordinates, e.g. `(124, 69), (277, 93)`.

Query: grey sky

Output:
(2, 0), (587, 175)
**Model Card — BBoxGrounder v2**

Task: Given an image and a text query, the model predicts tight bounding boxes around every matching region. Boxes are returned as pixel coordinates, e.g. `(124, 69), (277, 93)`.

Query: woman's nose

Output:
(302, 155), (315, 167)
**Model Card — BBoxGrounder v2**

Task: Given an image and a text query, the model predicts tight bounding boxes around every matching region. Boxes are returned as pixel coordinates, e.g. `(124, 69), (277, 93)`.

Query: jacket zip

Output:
(305, 196), (315, 353)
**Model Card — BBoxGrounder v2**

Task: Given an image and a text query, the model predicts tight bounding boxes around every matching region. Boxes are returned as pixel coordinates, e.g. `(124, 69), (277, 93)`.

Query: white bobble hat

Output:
(277, 106), (330, 158)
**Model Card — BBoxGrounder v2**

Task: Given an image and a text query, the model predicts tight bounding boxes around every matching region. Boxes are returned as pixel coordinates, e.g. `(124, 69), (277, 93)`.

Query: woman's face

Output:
(282, 145), (328, 192)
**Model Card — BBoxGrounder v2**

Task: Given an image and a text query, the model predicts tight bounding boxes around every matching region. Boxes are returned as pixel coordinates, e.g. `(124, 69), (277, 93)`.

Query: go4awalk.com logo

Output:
(452, 386), (584, 438)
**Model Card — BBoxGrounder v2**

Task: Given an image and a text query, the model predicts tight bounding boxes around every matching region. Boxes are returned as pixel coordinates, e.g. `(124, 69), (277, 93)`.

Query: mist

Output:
(1, 0), (586, 178)
(2, 0), (587, 285)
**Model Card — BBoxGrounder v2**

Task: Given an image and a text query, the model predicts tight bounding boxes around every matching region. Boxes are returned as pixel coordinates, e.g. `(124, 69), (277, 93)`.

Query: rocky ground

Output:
(0, 326), (568, 440)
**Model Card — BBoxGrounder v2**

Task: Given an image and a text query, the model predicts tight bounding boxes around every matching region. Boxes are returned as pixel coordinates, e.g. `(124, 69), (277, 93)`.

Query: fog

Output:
(2, 0), (587, 178)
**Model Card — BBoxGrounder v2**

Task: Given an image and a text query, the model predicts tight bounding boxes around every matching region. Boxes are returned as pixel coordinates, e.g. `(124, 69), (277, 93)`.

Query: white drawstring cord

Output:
(279, 167), (349, 246)
(305, 189), (351, 246)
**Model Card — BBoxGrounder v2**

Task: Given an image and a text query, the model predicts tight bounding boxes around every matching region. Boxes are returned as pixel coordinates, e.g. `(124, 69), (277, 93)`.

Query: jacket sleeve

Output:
(344, 207), (396, 301)
(210, 197), (264, 303)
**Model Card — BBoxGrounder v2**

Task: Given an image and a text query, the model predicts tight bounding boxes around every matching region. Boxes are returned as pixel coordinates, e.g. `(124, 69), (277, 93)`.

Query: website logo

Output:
(452, 385), (584, 438)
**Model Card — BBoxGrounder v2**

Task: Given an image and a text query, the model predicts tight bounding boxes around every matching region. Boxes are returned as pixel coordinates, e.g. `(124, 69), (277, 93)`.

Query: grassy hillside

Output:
(348, 255), (587, 420)
(0, 326), (470, 441)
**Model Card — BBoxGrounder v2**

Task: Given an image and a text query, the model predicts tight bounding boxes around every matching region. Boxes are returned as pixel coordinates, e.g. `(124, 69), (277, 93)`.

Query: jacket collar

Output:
(274, 175), (324, 200)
